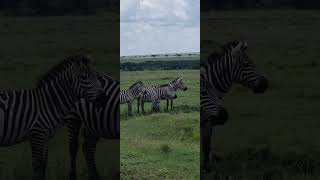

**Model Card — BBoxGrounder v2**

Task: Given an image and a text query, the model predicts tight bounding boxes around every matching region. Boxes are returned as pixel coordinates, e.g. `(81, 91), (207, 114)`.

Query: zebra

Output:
(200, 72), (228, 172)
(137, 84), (176, 114)
(154, 77), (187, 111)
(120, 81), (145, 116)
(200, 41), (268, 172)
(0, 55), (104, 180)
(64, 72), (119, 180)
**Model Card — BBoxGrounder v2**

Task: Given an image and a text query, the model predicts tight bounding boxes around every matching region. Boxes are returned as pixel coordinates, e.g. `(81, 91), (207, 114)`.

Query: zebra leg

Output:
(30, 133), (49, 180)
(82, 129), (100, 180)
(166, 99), (169, 111)
(67, 119), (82, 180)
(128, 102), (133, 116)
(137, 97), (140, 114)
(170, 99), (173, 110)
(141, 101), (146, 114)
(201, 124), (212, 172)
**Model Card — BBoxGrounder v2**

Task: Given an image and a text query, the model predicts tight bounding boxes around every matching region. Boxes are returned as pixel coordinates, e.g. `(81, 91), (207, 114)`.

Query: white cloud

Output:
(121, 0), (199, 56)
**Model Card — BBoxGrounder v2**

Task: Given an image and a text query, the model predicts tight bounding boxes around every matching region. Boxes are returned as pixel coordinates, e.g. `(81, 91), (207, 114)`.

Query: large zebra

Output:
(200, 41), (268, 172)
(137, 84), (176, 114)
(64, 72), (119, 180)
(120, 81), (145, 116)
(155, 77), (187, 111)
(0, 55), (104, 180)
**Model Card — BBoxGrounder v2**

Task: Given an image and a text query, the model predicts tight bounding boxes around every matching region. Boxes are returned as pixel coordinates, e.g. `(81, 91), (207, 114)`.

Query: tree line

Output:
(121, 60), (199, 71)
(0, 0), (119, 15)
(201, 0), (320, 11)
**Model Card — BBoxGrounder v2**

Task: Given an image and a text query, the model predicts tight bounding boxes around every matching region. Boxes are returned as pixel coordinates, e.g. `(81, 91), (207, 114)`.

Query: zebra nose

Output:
(253, 76), (268, 94)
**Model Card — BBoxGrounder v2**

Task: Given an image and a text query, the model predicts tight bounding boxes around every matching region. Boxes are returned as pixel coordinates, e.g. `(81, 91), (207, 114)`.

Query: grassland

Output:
(120, 69), (200, 179)
(202, 10), (320, 179)
(0, 13), (119, 179)
(120, 54), (199, 63)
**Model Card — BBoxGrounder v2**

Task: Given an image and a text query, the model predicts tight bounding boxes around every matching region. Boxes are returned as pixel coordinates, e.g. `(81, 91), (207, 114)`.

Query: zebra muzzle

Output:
(253, 76), (268, 94)
(213, 107), (229, 126)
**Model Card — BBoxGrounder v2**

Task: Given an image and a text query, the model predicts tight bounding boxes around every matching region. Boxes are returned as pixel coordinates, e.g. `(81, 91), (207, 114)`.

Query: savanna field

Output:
(120, 69), (200, 179)
(0, 12), (119, 179)
(202, 10), (320, 179)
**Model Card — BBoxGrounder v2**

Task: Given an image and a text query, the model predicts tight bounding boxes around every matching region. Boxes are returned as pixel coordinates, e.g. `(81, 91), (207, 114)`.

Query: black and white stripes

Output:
(154, 77), (187, 111)
(0, 55), (105, 180)
(137, 83), (177, 113)
(200, 41), (268, 172)
(64, 72), (119, 180)
(120, 81), (145, 115)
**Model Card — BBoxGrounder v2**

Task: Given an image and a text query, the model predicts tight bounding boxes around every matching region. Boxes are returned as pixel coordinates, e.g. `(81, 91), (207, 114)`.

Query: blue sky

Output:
(120, 0), (200, 56)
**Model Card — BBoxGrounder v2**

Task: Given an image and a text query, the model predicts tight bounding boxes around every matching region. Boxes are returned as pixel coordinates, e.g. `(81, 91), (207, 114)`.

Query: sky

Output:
(120, 0), (200, 56)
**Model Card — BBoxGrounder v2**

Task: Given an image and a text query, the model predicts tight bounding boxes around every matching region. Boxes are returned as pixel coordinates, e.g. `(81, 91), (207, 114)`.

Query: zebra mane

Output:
(204, 52), (225, 65)
(158, 84), (170, 87)
(36, 55), (92, 87)
(129, 81), (142, 89)
(170, 77), (181, 84)
(222, 41), (248, 52)
(95, 71), (119, 89)
(95, 71), (118, 83)
(205, 41), (248, 63)
(222, 41), (239, 52)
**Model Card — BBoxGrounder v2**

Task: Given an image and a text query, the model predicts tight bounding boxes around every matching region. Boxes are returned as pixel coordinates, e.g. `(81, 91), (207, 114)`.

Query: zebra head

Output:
(200, 74), (228, 126)
(227, 41), (268, 94)
(171, 77), (187, 91)
(73, 56), (105, 103)
(129, 81), (146, 97)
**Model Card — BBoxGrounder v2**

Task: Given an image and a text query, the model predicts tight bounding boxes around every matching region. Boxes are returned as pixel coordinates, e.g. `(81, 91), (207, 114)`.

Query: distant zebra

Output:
(0, 55), (104, 180)
(154, 77), (187, 111)
(120, 81), (145, 116)
(137, 84), (176, 114)
(65, 72), (119, 180)
(200, 41), (269, 172)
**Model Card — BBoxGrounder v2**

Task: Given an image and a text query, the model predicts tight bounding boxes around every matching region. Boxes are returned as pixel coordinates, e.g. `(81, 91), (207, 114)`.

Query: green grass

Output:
(120, 70), (200, 179)
(202, 10), (320, 179)
(0, 13), (119, 179)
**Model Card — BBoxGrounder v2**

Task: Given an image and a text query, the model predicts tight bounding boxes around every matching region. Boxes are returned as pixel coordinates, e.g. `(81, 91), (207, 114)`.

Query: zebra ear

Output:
(232, 41), (244, 52)
(242, 41), (248, 50)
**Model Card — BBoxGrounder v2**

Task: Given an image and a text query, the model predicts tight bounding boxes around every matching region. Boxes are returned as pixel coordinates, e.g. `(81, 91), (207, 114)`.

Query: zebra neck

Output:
(210, 61), (233, 95)
(171, 84), (179, 91)
(129, 88), (139, 97)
